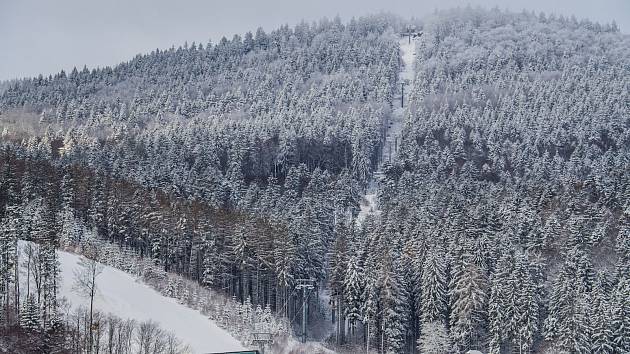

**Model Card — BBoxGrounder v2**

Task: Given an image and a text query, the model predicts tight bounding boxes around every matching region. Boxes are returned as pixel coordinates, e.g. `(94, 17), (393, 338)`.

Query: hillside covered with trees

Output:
(0, 8), (628, 354)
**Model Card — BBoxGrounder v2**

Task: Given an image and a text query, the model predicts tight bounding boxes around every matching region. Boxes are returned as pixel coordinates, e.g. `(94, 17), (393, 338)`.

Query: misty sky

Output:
(1, 0), (628, 81)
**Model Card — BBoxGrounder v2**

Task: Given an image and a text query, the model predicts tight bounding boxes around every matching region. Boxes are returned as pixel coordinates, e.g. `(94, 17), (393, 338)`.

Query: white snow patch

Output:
(273, 336), (337, 354)
(356, 36), (416, 228)
(399, 36), (416, 83)
(356, 192), (379, 226)
(20, 241), (245, 354)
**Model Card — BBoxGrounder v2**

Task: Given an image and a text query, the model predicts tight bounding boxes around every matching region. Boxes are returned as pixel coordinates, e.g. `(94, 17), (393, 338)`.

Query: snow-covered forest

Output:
(0, 7), (628, 354)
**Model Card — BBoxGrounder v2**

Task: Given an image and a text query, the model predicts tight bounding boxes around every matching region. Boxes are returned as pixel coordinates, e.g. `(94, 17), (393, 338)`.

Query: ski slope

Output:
(386, 36), (416, 165)
(399, 35), (416, 83)
(356, 35), (416, 227)
(57, 248), (245, 353)
(20, 242), (245, 354)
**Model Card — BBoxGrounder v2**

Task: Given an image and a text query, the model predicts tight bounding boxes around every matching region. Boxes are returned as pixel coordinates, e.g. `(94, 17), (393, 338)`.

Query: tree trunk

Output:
(89, 271), (96, 353)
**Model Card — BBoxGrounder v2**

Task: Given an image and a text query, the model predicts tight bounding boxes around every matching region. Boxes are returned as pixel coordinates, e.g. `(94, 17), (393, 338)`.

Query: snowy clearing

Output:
(356, 36), (416, 227)
(356, 192), (379, 226)
(19, 241), (245, 354)
(399, 36), (416, 83)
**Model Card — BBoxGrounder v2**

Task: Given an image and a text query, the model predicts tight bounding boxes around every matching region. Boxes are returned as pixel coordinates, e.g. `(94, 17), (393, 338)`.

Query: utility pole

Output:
(296, 279), (315, 343)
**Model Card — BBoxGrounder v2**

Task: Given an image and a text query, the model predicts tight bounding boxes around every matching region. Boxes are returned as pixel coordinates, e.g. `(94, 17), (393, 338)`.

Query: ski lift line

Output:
(355, 35), (416, 227)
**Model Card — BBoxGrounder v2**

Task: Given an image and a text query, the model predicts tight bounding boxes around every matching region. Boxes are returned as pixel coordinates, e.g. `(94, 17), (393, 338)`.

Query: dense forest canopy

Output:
(371, 8), (629, 354)
(0, 8), (629, 354)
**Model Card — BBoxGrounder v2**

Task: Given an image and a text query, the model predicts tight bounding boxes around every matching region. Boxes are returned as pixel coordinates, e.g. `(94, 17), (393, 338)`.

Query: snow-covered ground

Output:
(356, 191), (379, 226)
(356, 36), (416, 227)
(271, 335), (337, 354)
(399, 36), (416, 83)
(20, 242), (245, 354)
(384, 36), (416, 166)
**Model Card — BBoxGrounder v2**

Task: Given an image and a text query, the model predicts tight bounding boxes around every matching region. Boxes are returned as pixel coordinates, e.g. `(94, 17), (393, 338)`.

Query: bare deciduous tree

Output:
(73, 233), (104, 354)
(136, 320), (161, 354)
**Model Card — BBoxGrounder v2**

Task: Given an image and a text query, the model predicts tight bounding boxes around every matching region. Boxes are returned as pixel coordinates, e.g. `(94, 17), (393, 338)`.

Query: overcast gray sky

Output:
(1, 0), (628, 81)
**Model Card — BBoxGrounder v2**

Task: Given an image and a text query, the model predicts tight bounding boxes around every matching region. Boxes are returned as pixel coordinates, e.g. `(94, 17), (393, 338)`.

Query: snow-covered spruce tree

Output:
(420, 244), (448, 325)
(590, 275), (614, 354)
(378, 250), (409, 354)
(201, 231), (217, 288)
(38, 199), (60, 330)
(343, 252), (364, 344)
(418, 321), (451, 354)
(449, 253), (488, 352)
(610, 277), (630, 353)
(0, 150), (20, 326)
(417, 243), (450, 352)
(544, 247), (595, 352)
(19, 293), (41, 331)
(329, 218), (349, 343)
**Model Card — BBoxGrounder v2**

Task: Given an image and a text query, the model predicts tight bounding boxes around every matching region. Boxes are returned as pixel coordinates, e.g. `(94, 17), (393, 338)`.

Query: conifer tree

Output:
(449, 254), (488, 352)
(343, 252), (363, 342)
(20, 293), (41, 331)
